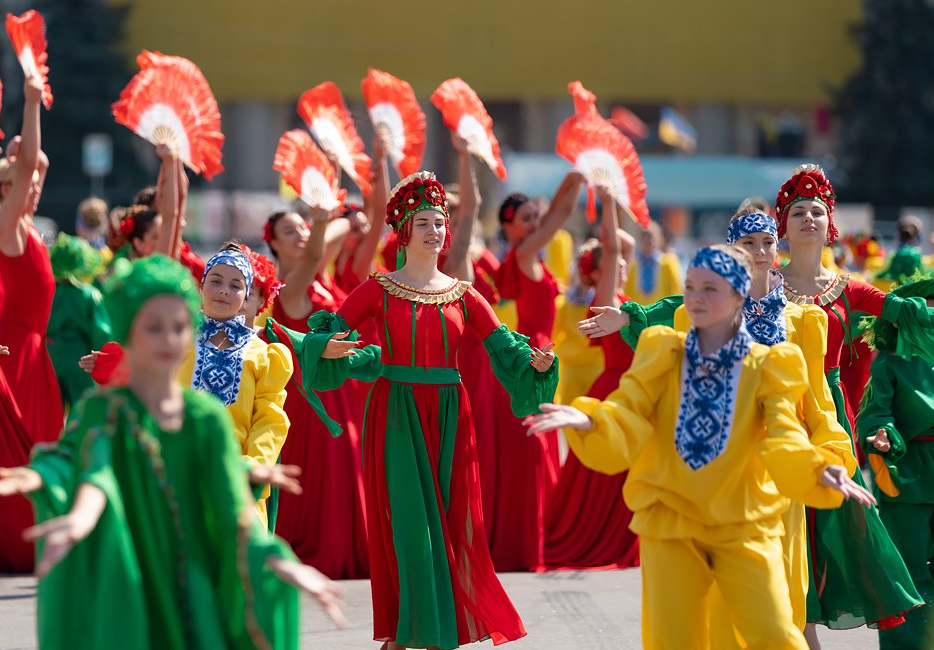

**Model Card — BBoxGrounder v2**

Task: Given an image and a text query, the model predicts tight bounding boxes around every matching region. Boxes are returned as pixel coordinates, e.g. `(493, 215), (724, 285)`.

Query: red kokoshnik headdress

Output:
(775, 163), (838, 243)
(386, 171), (451, 251)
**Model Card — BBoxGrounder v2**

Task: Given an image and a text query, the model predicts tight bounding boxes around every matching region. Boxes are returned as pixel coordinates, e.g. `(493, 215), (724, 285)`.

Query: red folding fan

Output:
(6, 10), (53, 109)
(556, 112), (650, 227)
(298, 82), (372, 195)
(431, 78), (507, 181)
(361, 68), (426, 177)
(274, 129), (346, 211)
(567, 80), (597, 117)
(112, 50), (224, 180)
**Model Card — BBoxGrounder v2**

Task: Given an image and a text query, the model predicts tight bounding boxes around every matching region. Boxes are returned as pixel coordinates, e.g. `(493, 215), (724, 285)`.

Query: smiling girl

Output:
(526, 245), (873, 650)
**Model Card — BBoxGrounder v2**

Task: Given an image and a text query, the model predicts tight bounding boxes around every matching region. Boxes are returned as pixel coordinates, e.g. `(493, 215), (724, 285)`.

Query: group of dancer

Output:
(0, 64), (931, 650)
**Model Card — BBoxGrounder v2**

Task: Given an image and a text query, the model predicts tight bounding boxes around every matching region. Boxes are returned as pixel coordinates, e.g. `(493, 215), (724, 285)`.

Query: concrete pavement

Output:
(0, 569), (877, 649)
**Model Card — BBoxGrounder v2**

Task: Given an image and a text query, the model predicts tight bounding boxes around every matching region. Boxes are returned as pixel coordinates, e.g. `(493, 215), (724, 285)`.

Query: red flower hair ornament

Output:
(775, 163), (838, 243)
(385, 171), (451, 251)
(241, 244), (284, 312)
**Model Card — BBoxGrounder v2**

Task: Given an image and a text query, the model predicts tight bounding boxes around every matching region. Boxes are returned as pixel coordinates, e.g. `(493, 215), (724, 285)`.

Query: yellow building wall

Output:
(117, 0), (861, 106)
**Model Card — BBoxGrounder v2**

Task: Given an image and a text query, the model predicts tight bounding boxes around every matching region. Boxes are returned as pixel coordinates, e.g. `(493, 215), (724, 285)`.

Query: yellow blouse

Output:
(552, 295), (604, 404)
(568, 326), (843, 544)
(672, 302), (856, 474)
(178, 336), (292, 472)
(625, 252), (683, 305)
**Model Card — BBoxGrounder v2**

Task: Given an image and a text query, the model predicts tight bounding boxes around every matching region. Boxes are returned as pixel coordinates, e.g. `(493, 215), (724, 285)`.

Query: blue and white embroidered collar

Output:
(637, 250), (662, 296)
(674, 322), (753, 470)
(190, 314), (255, 406)
(744, 274), (787, 346)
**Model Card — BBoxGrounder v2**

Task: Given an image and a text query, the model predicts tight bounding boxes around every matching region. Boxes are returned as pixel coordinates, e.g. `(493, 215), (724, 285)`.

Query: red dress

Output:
(0, 226), (63, 572)
(543, 294), (640, 569)
(488, 248), (560, 571)
(271, 278), (369, 579)
(325, 274), (539, 647)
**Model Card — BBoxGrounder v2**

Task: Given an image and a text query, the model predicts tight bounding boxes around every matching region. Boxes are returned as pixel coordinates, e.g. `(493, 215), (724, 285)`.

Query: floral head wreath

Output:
(241, 244), (284, 312)
(385, 171), (451, 253)
(775, 164), (838, 243)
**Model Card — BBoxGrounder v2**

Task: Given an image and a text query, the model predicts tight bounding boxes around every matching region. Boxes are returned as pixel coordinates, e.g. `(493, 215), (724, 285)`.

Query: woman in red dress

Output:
(305, 171), (558, 649)
(0, 77), (60, 572)
(265, 205), (370, 579)
(489, 171), (584, 571)
(544, 189), (640, 570)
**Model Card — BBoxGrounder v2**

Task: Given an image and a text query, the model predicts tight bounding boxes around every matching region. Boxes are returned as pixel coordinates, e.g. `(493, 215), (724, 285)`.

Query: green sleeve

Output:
(619, 295), (683, 350)
(857, 354), (907, 471)
(881, 294), (934, 329)
(86, 285), (114, 351)
(482, 325), (559, 417)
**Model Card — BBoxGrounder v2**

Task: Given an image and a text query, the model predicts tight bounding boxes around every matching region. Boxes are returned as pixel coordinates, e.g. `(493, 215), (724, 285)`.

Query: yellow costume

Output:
(178, 335), (292, 526)
(673, 302), (855, 640)
(625, 251), (682, 305)
(552, 294), (603, 405)
(568, 326), (844, 650)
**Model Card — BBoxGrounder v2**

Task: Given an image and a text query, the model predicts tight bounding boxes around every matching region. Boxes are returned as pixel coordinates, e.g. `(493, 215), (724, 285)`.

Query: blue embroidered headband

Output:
(726, 212), (778, 245)
(689, 247), (751, 297)
(202, 250), (254, 297)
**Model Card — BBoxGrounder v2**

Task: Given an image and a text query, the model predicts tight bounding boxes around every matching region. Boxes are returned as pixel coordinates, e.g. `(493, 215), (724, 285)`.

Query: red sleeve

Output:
(337, 278), (379, 330)
(464, 286), (501, 340)
(845, 278), (886, 317)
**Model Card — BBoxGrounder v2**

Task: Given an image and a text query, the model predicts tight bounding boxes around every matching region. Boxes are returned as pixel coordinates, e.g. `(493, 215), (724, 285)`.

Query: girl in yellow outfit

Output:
(527, 245), (874, 650)
(177, 248), (292, 527)
(625, 222), (682, 305)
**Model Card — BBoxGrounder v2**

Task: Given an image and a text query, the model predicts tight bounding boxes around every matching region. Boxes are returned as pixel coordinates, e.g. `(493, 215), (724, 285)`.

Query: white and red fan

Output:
(567, 80), (596, 117)
(112, 50), (224, 180)
(361, 68), (425, 177)
(431, 78), (507, 181)
(6, 10), (53, 109)
(556, 112), (650, 227)
(274, 129), (346, 212)
(298, 82), (372, 195)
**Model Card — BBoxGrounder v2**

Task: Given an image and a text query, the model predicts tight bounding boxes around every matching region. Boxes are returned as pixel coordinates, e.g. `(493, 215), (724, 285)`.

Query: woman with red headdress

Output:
(777, 164), (927, 642)
(488, 172), (584, 571)
(264, 203), (370, 579)
(544, 188), (640, 570)
(303, 171), (558, 649)
(0, 76), (60, 573)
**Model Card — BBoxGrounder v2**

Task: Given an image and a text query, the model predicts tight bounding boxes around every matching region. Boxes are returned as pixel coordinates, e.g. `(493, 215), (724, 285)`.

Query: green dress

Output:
(46, 280), (112, 411)
(29, 387), (300, 650)
(858, 343), (934, 648)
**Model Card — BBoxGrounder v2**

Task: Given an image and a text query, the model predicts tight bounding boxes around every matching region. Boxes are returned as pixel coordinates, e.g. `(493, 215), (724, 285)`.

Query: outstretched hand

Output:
(0, 467), (43, 496)
(249, 464), (303, 495)
(867, 428), (891, 453)
(523, 403), (593, 436)
(79, 350), (100, 373)
(24, 483), (106, 578)
(530, 342), (555, 372)
(267, 557), (347, 628)
(322, 331), (358, 359)
(0, 344), (8, 356)
(578, 306), (628, 339)
(821, 465), (877, 507)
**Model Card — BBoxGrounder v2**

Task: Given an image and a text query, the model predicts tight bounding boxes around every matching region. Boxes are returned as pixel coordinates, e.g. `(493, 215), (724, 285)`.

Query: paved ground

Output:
(0, 570), (877, 649)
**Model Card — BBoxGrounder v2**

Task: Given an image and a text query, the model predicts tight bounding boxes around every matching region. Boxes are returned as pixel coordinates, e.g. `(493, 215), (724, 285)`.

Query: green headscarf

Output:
(866, 274), (934, 366)
(49, 232), (104, 284)
(104, 254), (202, 344)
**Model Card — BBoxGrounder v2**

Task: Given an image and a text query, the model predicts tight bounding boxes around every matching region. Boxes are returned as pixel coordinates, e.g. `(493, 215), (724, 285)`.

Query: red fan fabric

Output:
(112, 50), (224, 180)
(361, 68), (426, 177)
(273, 129), (346, 211)
(567, 80), (597, 117)
(430, 78), (507, 181)
(0, 78), (5, 140)
(298, 82), (372, 195)
(5, 10), (53, 109)
(556, 112), (650, 228)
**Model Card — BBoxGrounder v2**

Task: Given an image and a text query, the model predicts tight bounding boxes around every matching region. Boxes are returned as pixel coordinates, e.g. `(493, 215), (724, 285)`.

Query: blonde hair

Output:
(78, 197), (108, 229)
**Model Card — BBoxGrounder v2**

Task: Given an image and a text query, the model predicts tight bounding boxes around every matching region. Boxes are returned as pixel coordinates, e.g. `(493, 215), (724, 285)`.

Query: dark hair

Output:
(897, 215), (923, 245)
(264, 211), (291, 259)
(219, 238), (244, 253)
(133, 186), (157, 207)
(108, 205), (160, 252)
(498, 192), (530, 225)
(735, 196), (771, 216)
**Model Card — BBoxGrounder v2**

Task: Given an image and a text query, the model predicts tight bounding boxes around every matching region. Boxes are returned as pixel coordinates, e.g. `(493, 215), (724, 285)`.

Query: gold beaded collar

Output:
(783, 273), (850, 306)
(372, 272), (471, 305)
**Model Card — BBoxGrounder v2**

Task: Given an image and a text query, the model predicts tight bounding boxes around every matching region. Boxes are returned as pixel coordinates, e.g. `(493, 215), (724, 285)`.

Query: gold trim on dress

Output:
(371, 272), (471, 305)
(783, 272), (850, 306)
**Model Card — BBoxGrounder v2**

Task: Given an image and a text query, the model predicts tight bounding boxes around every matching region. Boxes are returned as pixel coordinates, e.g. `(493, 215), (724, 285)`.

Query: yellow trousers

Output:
(640, 534), (808, 650)
(709, 504), (808, 649)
